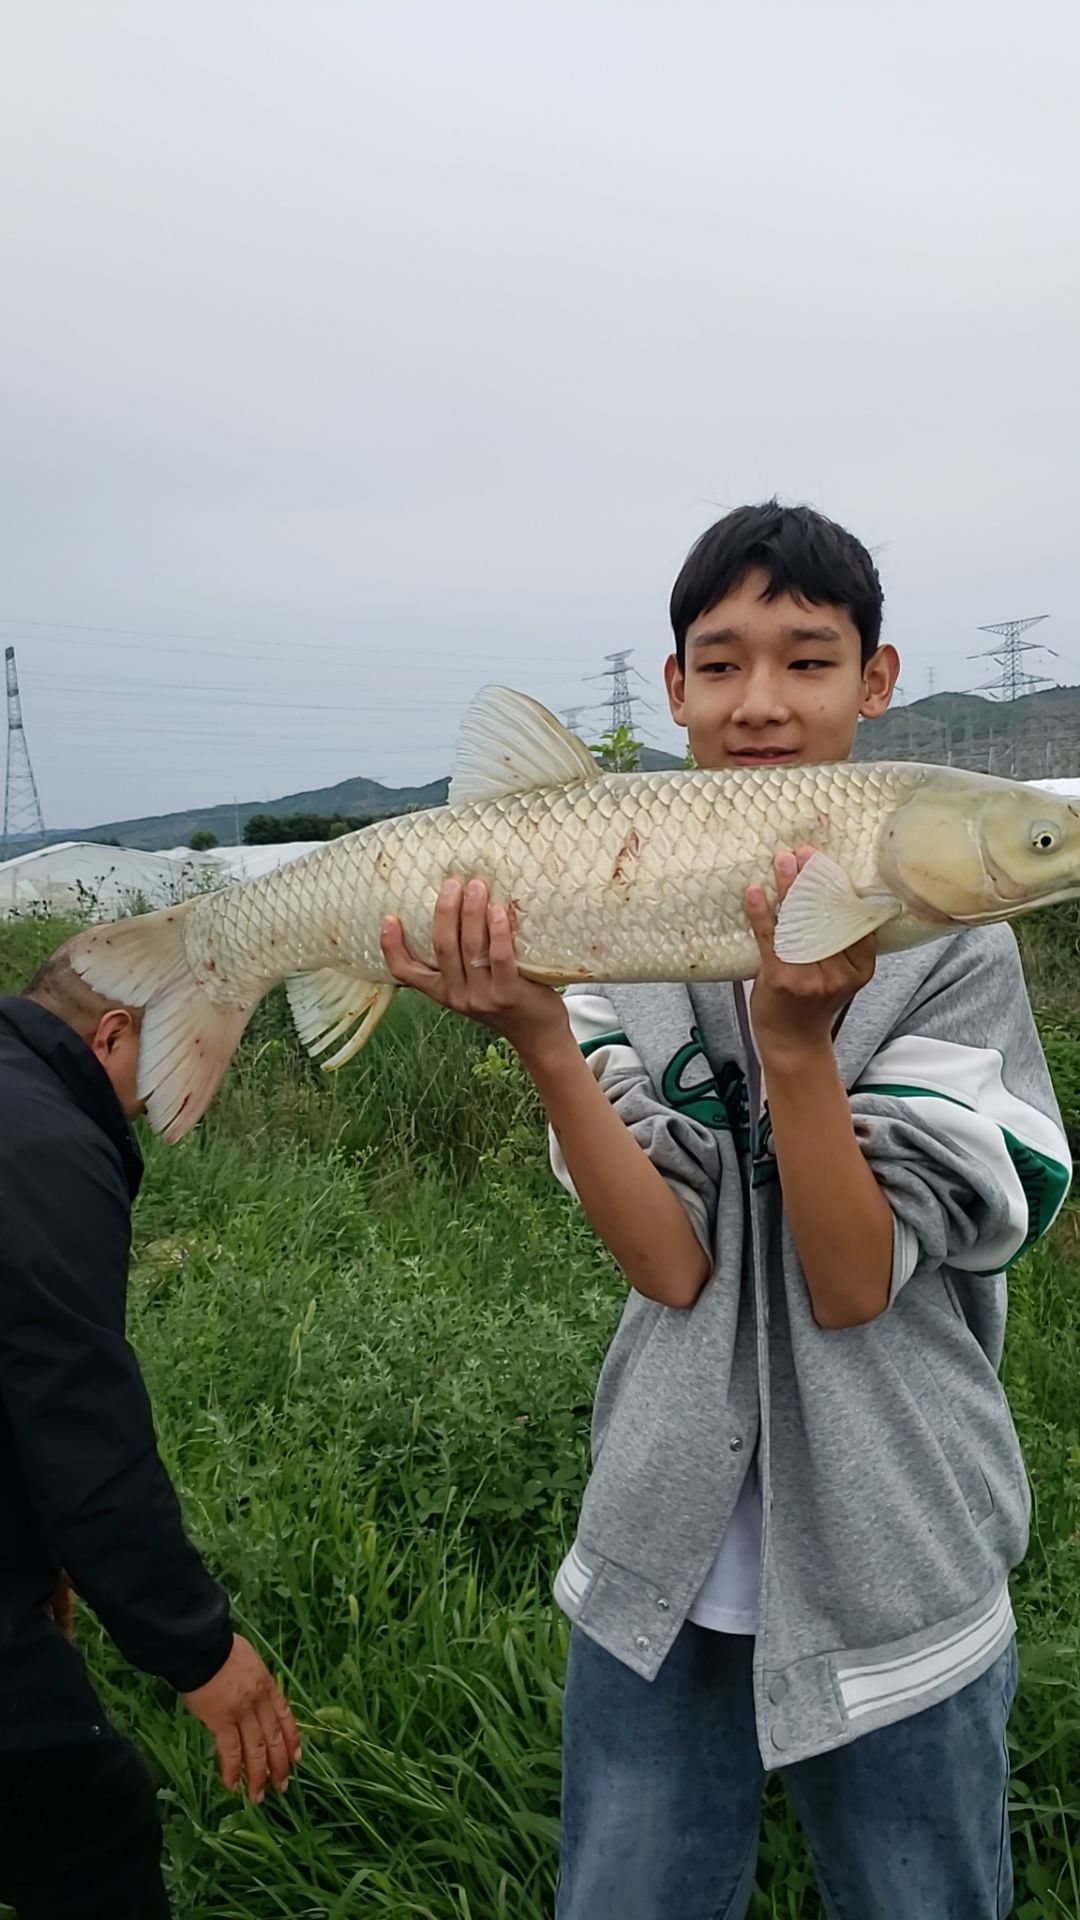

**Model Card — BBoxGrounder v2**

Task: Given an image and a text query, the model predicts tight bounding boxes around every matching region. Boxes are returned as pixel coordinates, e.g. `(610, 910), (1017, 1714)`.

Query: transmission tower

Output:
(926, 665), (936, 697)
(561, 706), (586, 736)
(969, 615), (1055, 702)
(3, 647), (45, 859)
(968, 616), (1056, 780)
(587, 649), (655, 734)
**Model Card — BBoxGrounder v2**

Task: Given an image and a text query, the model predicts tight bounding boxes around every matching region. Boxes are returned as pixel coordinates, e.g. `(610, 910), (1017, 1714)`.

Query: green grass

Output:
(1, 912), (1079, 1916)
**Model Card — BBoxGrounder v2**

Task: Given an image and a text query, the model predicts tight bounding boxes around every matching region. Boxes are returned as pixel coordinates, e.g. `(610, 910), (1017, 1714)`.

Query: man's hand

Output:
(181, 1634), (301, 1805)
(45, 1571), (74, 1641)
(380, 877), (570, 1064)
(747, 848), (876, 1063)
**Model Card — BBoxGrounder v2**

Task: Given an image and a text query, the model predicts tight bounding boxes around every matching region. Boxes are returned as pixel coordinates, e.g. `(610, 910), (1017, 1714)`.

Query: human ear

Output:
(860, 644), (900, 720)
(665, 653), (687, 726)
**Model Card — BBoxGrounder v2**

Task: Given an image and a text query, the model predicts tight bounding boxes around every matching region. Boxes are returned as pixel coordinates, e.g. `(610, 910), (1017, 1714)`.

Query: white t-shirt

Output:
(687, 983), (918, 1634)
(687, 1442), (763, 1633)
(688, 982), (763, 1635)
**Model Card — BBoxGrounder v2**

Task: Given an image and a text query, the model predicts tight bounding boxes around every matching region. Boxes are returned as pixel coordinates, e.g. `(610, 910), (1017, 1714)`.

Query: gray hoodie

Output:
(549, 924), (1070, 1766)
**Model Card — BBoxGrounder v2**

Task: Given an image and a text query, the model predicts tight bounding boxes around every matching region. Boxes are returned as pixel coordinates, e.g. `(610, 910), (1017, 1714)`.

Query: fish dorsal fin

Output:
(449, 686), (600, 806)
(773, 852), (901, 963)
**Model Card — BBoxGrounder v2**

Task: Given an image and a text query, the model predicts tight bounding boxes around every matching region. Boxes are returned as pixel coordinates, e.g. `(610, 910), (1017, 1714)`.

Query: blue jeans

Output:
(557, 1624), (1018, 1920)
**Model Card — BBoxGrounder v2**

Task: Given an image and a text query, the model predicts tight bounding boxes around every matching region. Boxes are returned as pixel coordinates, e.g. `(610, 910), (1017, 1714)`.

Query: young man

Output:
(0, 942), (301, 1920)
(380, 502), (1071, 1919)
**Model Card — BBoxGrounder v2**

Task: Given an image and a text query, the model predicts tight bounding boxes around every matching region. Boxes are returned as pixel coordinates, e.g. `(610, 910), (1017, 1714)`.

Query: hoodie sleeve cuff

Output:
(160, 1619), (235, 1695)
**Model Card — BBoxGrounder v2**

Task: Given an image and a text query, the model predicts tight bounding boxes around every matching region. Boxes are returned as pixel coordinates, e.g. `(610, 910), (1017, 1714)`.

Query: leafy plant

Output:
(589, 724), (642, 772)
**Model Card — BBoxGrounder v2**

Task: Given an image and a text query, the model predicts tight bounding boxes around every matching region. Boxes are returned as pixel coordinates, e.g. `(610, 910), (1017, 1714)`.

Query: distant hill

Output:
(46, 774), (451, 853)
(47, 746), (685, 851)
(851, 682), (1080, 779)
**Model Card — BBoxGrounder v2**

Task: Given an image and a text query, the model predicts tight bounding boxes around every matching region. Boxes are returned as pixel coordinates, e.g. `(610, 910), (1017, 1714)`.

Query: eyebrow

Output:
(690, 623), (844, 649)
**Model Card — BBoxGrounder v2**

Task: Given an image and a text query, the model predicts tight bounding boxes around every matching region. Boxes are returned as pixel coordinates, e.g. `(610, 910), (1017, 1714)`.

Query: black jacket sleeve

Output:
(0, 1128), (233, 1692)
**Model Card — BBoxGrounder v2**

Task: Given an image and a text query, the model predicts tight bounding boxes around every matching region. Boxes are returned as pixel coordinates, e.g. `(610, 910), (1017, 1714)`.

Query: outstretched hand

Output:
(380, 877), (569, 1060)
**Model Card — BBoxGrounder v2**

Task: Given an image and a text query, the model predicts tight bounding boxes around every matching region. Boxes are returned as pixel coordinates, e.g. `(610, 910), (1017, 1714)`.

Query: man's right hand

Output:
(181, 1634), (301, 1804)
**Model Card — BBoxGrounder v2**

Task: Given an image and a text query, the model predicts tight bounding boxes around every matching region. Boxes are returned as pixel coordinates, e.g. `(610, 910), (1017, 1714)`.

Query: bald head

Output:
(24, 939), (142, 1038)
(23, 938), (145, 1117)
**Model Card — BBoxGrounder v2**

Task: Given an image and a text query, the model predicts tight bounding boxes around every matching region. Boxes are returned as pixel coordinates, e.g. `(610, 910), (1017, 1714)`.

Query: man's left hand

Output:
(746, 848), (877, 1063)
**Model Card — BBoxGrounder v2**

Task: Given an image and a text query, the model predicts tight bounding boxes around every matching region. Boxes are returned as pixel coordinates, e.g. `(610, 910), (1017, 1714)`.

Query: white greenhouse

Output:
(0, 840), (322, 919)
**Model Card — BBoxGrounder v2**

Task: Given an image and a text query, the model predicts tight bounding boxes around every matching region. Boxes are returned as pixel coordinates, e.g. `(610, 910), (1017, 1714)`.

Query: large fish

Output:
(71, 686), (1080, 1142)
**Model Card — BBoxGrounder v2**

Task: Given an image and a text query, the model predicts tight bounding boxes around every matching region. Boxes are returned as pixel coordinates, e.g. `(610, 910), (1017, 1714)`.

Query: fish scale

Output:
(68, 686), (1080, 1141)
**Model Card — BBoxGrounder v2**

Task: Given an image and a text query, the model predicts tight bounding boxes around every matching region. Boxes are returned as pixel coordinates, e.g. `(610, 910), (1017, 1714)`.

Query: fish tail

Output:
(68, 899), (255, 1143)
(285, 966), (396, 1069)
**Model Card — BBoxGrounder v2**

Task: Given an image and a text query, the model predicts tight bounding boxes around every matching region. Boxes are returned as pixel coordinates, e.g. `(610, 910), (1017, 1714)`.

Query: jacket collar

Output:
(0, 997), (144, 1199)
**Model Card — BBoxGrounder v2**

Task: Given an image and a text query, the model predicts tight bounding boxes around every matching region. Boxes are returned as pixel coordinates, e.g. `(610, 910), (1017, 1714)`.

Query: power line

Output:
(0, 615), (602, 675)
(0, 615), (503, 658)
(24, 671), (527, 697)
(24, 690), (488, 720)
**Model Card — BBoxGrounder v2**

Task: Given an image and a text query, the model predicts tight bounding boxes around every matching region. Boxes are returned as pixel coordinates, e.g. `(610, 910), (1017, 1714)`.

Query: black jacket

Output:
(0, 997), (232, 1751)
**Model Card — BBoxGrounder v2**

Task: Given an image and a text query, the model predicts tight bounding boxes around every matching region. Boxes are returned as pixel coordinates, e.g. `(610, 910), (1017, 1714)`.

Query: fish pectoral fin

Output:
(772, 854), (901, 963)
(448, 686), (601, 805)
(285, 967), (396, 1070)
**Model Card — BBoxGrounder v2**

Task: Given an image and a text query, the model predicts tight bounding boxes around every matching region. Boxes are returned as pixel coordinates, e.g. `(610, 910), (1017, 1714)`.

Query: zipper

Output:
(733, 982), (772, 1714)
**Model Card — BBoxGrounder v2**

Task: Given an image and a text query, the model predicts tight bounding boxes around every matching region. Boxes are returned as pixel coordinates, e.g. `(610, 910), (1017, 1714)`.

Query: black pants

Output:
(0, 1729), (170, 1919)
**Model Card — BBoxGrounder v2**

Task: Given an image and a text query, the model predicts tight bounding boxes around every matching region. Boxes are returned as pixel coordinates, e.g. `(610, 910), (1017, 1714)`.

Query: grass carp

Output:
(71, 686), (1080, 1140)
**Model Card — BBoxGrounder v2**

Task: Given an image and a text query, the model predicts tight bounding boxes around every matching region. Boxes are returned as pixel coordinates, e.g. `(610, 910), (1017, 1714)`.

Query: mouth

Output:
(727, 747), (799, 766)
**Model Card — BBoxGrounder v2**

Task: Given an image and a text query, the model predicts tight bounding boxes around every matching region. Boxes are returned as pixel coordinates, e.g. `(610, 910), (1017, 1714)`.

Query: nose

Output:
(732, 669), (792, 729)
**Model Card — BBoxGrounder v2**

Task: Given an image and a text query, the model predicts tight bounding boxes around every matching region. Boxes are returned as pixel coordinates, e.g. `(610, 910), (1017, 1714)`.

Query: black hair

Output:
(669, 500), (883, 668)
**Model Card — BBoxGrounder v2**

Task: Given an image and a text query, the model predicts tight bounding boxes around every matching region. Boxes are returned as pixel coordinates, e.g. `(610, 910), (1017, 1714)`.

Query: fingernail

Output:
(777, 853), (796, 876)
(465, 880), (482, 902)
(440, 878), (457, 900)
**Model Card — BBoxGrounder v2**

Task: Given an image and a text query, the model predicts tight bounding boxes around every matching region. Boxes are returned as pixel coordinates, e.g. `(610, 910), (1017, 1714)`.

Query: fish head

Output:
(883, 779), (1080, 923)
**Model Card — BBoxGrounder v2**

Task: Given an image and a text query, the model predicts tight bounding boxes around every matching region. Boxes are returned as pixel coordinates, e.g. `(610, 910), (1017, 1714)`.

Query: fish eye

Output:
(1030, 820), (1061, 853)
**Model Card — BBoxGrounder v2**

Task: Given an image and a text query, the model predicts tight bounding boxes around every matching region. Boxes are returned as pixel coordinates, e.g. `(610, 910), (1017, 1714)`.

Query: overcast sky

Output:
(1, 0), (1077, 830)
